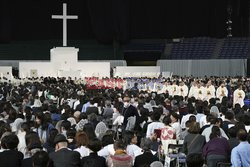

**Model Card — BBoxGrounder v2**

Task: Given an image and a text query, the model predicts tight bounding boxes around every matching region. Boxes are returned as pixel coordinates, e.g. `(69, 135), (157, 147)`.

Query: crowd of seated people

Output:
(0, 76), (249, 167)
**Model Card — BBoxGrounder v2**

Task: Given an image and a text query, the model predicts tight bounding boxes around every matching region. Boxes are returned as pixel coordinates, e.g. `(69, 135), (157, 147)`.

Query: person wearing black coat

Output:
(85, 99), (99, 116)
(81, 138), (106, 167)
(122, 96), (139, 130)
(134, 138), (158, 167)
(49, 134), (81, 167)
(0, 134), (24, 167)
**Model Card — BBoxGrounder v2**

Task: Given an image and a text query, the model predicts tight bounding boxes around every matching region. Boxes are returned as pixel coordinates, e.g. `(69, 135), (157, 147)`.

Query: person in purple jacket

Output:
(202, 126), (230, 167)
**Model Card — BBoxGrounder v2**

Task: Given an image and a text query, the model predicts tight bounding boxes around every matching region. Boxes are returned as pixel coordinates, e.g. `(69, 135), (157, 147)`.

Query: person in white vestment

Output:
(188, 82), (197, 98)
(178, 81), (189, 98)
(233, 85), (245, 107)
(160, 81), (171, 95)
(194, 82), (205, 100)
(170, 81), (179, 97)
(204, 80), (215, 102)
(216, 82), (228, 102)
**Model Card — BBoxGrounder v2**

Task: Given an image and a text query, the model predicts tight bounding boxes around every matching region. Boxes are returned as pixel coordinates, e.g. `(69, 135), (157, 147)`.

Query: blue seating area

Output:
(124, 37), (250, 60)
(170, 37), (217, 59)
(219, 38), (250, 59)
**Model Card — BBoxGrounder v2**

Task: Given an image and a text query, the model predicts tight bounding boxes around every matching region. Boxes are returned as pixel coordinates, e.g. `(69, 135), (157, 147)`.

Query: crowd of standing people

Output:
(0, 76), (250, 167)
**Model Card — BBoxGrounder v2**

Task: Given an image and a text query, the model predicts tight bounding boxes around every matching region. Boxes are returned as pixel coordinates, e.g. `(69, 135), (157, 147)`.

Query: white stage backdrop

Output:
(19, 62), (55, 78)
(19, 62), (111, 78)
(114, 66), (161, 78)
(76, 62), (110, 78)
(0, 66), (13, 79)
(157, 59), (247, 77)
(0, 60), (126, 69)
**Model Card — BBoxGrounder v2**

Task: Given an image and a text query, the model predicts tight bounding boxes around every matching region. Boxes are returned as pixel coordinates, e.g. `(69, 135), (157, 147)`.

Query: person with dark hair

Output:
(221, 111), (235, 134)
(180, 120), (192, 140)
(18, 122), (30, 155)
(101, 134), (114, 147)
(186, 153), (204, 167)
(234, 104), (244, 118)
(82, 123), (96, 140)
(49, 134), (81, 167)
(122, 96), (139, 132)
(103, 101), (114, 121)
(0, 134), (24, 167)
(22, 132), (43, 167)
(201, 117), (228, 142)
(85, 98), (99, 116)
(182, 122), (205, 156)
(107, 139), (133, 167)
(180, 106), (195, 130)
(7, 107), (17, 124)
(32, 151), (50, 167)
(34, 112), (54, 144)
(123, 131), (142, 160)
(231, 129), (250, 167)
(66, 128), (77, 150)
(146, 110), (164, 138)
(234, 121), (246, 132)
(200, 114), (214, 133)
(0, 121), (11, 139)
(81, 138), (106, 167)
(160, 116), (176, 154)
(60, 120), (71, 137)
(227, 127), (240, 151)
(81, 97), (90, 113)
(44, 128), (59, 153)
(25, 132), (43, 156)
(195, 104), (205, 123)
(170, 112), (181, 139)
(144, 97), (153, 112)
(134, 138), (158, 167)
(203, 126), (230, 167)
(189, 115), (196, 123)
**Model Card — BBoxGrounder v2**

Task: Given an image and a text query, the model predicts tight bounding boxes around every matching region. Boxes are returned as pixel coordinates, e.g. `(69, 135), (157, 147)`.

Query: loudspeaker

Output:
(247, 59), (250, 77)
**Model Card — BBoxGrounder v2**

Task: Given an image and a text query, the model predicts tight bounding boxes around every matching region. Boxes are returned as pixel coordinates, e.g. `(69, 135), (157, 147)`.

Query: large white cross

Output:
(52, 3), (78, 47)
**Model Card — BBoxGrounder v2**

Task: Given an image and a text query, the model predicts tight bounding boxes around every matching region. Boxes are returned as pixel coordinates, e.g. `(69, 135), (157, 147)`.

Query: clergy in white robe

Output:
(156, 82), (165, 94)
(194, 83), (205, 100)
(233, 85), (245, 107)
(165, 82), (172, 94)
(178, 81), (189, 98)
(216, 83), (228, 102)
(204, 81), (215, 101)
(188, 82), (197, 98)
(170, 82), (179, 97)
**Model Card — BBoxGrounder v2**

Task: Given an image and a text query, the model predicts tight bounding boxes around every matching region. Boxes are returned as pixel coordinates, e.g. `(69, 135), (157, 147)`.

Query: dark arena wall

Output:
(0, 0), (249, 43)
(0, 0), (249, 60)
